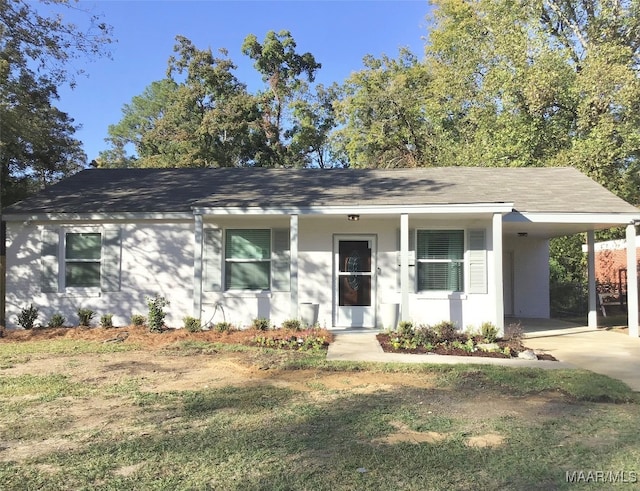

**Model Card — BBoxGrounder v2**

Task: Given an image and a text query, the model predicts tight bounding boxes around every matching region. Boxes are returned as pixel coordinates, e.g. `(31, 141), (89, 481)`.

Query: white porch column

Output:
(586, 230), (598, 328)
(626, 223), (638, 337)
(492, 213), (504, 336)
(290, 214), (299, 320)
(193, 213), (204, 320)
(400, 213), (409, 321)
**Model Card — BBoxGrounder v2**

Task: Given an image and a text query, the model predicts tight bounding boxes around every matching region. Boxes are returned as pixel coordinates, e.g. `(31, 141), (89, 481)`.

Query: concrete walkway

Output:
(326, 327), (640, 391)
(525, 326), (640, 391)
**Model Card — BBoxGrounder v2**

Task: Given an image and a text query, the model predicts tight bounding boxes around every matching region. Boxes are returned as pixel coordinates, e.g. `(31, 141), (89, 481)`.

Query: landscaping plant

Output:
(146, 295), (169, 332)
(214, 321), (233, 332)
(281, 319), (302, 331)
(77, 308), (95, 327)
(251, 317), (270, 331)
(100, 314), (114, 328)
(17, 304), (39, 330)
(183, 316), (202, 333)
(47, 313), (66, 328)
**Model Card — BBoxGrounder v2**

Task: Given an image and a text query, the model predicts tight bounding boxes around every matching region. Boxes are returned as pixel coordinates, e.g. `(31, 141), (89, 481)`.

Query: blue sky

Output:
(56, 1), (432, 161)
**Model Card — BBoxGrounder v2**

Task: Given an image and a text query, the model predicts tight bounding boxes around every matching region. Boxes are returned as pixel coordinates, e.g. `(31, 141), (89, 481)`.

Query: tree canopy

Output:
(99, 1), (640, 210)
(100, 31), (334, 168)
(0, 0), (113, 206)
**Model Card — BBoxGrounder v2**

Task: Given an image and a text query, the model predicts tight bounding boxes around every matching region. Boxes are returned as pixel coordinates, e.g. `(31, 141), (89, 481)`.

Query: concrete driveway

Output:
(524, 324), (640, 391)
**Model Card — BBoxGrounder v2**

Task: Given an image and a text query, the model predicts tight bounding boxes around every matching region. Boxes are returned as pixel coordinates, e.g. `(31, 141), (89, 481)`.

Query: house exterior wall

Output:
(5, 220), (195, 329)
(200, 214), (499, 329)
(7, 213), (509, 331)
(503, 237), (550, 318)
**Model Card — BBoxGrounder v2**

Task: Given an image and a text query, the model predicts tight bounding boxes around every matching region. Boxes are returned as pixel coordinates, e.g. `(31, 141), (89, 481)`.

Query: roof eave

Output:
(192, 203), (516, 216)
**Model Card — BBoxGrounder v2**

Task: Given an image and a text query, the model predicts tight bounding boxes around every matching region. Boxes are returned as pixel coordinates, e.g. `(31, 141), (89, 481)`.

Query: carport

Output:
(502, 211), (640, 338)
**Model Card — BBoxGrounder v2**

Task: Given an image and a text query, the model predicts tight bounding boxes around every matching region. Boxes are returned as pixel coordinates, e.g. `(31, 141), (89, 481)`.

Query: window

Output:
(225, 229), (271, 290)
(417, 230), (464, 292)
(41, 227), (120, 294)
(65, 232), (101, 287)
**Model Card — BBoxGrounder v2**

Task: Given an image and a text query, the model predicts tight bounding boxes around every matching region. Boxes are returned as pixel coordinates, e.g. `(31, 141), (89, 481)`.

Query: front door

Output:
(334, 236), (376, 327)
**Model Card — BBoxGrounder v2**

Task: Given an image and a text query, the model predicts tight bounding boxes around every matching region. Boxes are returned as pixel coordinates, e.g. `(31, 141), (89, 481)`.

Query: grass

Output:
(0, 338), (139, 369)
(0, 338), (639, 490)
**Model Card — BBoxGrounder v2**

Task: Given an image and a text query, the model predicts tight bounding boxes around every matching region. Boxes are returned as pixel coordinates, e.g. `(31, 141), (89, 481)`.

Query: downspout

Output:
(290, 214), (299, 320)
(0, 159), (5, 328)
(193, 213), (204, 321)
(0, 220), (5, 329)
(493, 213), (504, 336)
(400, 213), (409, 321)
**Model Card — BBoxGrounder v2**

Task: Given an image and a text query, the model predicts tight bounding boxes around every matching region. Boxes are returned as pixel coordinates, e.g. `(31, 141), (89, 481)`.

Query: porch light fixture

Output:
(347, 214), (360, 221)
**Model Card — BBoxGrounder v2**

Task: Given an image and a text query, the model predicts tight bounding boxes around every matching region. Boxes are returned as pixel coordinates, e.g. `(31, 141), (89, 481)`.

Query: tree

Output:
(242, 30), (323, 167)
(100, 36), (263, 168)
(333, 49), (441, 168)
(98, 79), (179, 168)
(1, 0), (113, 205)
(102, 32), (335, 168)
(425, 0), (640, 201)
(289, 82), (341, 168)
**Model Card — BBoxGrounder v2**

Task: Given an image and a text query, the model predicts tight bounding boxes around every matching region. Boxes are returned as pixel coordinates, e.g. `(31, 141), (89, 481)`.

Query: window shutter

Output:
(203, 228), (222, 292)
(396, 228), (415, 293)
(101, 228), (122, 292)
(271, 228), (291, 292)
(468, 229), (487, 294)
(41, 228), (60, 293)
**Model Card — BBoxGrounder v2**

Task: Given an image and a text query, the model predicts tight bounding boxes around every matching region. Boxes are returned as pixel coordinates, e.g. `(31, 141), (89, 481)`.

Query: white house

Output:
(3, 167), (640, 336)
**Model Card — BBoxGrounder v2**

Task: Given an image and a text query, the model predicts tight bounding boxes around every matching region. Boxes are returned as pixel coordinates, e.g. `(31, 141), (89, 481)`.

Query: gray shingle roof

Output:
(4, 167), (638, 215)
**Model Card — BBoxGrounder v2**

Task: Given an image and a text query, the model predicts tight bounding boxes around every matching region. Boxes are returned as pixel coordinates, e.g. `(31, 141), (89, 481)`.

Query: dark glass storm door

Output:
(334, 236), (376, 327)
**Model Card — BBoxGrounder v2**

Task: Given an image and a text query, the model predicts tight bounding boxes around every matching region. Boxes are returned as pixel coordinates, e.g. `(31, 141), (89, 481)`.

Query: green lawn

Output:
(0, 339), (639, 490)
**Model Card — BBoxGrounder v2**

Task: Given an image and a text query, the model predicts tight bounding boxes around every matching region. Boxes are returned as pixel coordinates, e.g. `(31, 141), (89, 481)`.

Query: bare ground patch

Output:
(0, 329), (618, 466)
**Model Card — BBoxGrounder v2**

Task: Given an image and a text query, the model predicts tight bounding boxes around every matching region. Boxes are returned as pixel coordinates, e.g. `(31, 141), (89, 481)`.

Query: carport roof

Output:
(4, 166), (639, 215)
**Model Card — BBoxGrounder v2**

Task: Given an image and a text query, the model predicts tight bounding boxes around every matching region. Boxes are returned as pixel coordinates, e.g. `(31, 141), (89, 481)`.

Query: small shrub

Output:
(100, 314), (114, 328)
(47, 313), (66, 328)
(480, 321), (498, 343)
(464, 338), (476, 352)
(432, 321), (457, 342)
(397, 320), (414, 336)
(17, 304), (39, 330)
(214, 321), (233, 332)
(131, 314), (146, 327)
(252, 317), (270, 331)
(281, 319), (302, 331)
(77, 308), (95, 327)
(414, 325), (438, 347)
(183, 316), (202, 333)
(505, 322), (525, 352)
(146, 295), (170, 332)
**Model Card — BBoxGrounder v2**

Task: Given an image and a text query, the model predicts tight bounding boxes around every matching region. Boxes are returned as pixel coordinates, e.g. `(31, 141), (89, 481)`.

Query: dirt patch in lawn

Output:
(0, 327), (605, 464)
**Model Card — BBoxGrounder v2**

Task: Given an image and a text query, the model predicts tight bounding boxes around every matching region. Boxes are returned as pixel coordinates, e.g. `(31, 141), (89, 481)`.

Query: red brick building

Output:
(589, 237), (640, 287)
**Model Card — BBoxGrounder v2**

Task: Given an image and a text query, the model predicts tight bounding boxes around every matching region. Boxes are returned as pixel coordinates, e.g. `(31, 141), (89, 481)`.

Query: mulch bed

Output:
(376, 333), (557, 361)
(0, 325), (333, 350)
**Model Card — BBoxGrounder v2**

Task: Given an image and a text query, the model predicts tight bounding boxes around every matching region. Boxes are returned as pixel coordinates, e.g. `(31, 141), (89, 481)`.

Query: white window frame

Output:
(416, 228), (465, 293)
(223, 228), (272, 292)
(61, 227), (103, 294)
